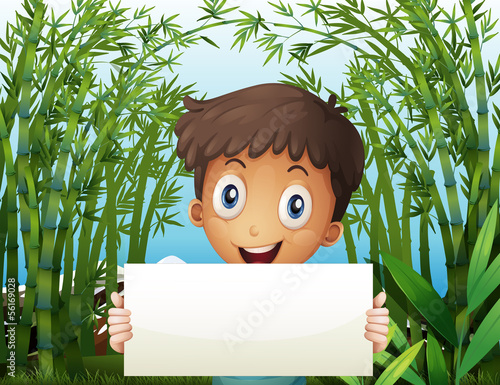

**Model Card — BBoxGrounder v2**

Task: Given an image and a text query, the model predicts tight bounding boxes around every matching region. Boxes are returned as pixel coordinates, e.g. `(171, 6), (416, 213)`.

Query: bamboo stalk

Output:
(359, 174), (385, 294)
(339, 10), (463, 307)
(0, 107), (20, 366)
(55, 152), (105, 375)
(402, 163), (424, 370)
(86, 126), (153, 279)
(462, 0), (498, 365)
(0, 192), (8, 363)
(342, 218), (358, 265)
(360, 173), (408, 332)
(51, 172), (74, 371)
(15, 166), (39, 372)
(356, 99), (399, 296)
(128, 129), (159, 262)
(137, 151), (179, 261)
(369, 180), (384, 296)
(409, 5), (478, 157)
(61, 221), (74, 305)
(419, 198), (432, 285)
(0, 104), (21, 383)
(92, 121), (152, 266)
(363, 82), (456, 287)
(463, 1), (490, 213)
(403, 12), (475, 337)
(37, 70), (93, 374)
(10, 2), (45, 370)
(63, 68), (149, 363)
(17, 2), (45, 258)
(73, 203), (98, 357)
(104, 160), (118, 354)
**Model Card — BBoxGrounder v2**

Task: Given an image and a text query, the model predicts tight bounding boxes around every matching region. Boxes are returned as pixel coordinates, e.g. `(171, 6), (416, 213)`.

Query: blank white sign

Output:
(124, 263), (373, 376)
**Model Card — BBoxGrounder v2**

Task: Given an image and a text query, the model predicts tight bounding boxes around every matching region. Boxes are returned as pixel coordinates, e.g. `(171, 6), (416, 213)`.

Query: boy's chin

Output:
(238, 241), (282, 263)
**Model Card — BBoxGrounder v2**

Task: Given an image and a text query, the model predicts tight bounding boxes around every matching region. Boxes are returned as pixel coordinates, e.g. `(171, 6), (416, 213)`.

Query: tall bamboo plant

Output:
(0, 0), (241, 377)
(224, 0), (500, 381)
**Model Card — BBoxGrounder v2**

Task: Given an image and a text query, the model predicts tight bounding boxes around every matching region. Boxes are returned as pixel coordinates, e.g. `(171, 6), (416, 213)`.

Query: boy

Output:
(108, 84), (390, 385)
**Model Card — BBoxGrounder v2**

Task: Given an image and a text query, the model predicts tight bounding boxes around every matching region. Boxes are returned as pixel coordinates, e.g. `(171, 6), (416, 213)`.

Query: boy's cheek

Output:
(290, 228), (321, 248)
(205, 216), (229, 240)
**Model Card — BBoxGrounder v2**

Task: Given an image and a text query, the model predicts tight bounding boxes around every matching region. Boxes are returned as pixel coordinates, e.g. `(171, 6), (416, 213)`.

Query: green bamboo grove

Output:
(0, 0), (227, 377)
(224, 0), (500, 383)
(2, 0), (500, 384)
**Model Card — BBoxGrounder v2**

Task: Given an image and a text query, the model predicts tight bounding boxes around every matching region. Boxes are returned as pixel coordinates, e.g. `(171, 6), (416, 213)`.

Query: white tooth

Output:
(243, 243), (277, 254)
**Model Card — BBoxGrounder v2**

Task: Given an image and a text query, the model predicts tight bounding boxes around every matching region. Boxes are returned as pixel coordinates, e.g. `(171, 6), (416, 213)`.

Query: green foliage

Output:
(224, 0), (500, 382)
(426, 329), (448, 385)
(466, 201), (500, 314)
(458, 299), (500, 380)
(0, 0), (240, 377)
(374, 340), (424, 385)
(380, 251), (458, 348)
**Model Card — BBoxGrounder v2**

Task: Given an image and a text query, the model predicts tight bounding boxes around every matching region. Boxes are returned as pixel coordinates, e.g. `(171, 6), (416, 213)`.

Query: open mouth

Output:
(239, 242), (282, 263)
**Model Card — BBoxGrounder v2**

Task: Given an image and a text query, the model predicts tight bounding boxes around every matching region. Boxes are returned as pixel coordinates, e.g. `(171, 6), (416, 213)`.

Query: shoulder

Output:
(157, 255), (187, 264)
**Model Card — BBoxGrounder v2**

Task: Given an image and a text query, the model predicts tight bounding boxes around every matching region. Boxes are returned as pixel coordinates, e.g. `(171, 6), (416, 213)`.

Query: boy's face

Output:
(188, 147), (344, 263)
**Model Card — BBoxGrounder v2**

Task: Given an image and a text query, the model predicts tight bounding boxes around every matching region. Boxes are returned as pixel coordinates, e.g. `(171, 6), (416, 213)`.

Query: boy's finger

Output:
(111, 292), (124, 309)
(366, 308), (389, 317)
(373, 340), (387, 354)
(110, 332), (133, 345)
(373, 292), (386, 309)
(108, 308), (131, 316)
(108, 316), (130, 325)
(364, 331), (387, 344)
(109, 324), (132, 336)
(365, 323), (389, 335)
(109, 339), (124, 354)
(366, 316), (390, 325)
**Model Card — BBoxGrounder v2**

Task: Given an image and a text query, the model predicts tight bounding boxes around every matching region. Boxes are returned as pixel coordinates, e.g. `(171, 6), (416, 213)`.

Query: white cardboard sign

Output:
(124, 263), (373, 376)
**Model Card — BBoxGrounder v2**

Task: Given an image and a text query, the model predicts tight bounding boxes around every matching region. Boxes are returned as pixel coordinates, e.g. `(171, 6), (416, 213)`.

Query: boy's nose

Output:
(249, 225), (259, 237)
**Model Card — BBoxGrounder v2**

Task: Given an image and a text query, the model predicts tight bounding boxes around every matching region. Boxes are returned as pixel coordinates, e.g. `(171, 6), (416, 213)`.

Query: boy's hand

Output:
(108, 291), (133, 354)
(365, 292), (389, 353)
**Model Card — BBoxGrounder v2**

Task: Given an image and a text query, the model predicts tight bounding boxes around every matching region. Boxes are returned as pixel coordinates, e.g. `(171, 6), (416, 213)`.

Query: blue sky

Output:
(1, 0), (500, 297)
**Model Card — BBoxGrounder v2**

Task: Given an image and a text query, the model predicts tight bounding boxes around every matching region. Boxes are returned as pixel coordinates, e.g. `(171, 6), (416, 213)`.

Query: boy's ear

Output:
(188, 199), (204, 227)
(322, 221), (344, 247)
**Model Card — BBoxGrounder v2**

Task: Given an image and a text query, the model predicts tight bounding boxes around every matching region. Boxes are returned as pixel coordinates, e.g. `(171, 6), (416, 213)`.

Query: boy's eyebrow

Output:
(225, 159), (246, 168)
(287, 165), (309, 176)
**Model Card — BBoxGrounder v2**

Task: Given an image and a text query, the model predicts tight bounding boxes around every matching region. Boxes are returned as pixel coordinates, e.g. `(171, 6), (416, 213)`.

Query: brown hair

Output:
(175, 83), (364, 222)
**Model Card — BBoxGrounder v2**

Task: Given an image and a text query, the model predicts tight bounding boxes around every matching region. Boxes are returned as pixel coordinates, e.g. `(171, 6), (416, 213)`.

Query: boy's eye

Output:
(222, 184), (238, 208)
(279, 185), (312, 230)
(213, 175), (246, 219)
(288, 194), (304, 219)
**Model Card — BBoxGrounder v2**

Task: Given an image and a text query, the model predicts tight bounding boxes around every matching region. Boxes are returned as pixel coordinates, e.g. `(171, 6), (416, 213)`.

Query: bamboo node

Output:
(36, 343), (55, 350)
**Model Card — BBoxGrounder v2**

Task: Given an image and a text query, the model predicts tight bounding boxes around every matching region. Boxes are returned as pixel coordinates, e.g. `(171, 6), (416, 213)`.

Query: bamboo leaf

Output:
(200, 35), (220, 48)
(458, 298), (500, 380)
(380, 251), (458, 347)
(426, 329), (448, 385)
(374, 350), (426, 385)
(468, 251), (500, 313)
(467, 200), (499, 314)
(374, 340), (424, 385)
(340, 376), (361, 385)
